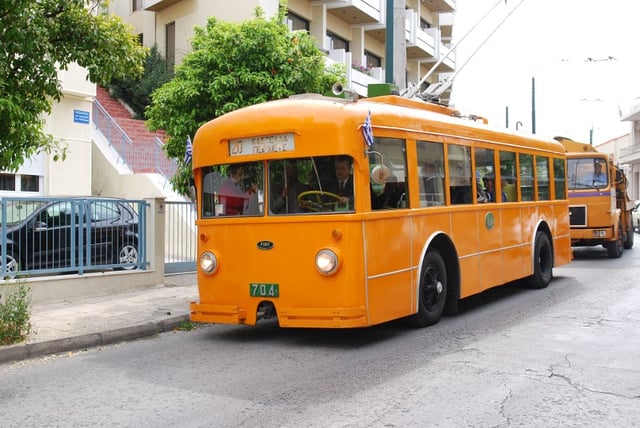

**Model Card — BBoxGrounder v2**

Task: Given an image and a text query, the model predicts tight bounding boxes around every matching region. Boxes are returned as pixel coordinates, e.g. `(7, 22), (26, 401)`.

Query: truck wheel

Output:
(408, 250), (447, 327)
(606, 223), (624, 258)
(623, 218), (634, 249)
(526, 232), (553, 289)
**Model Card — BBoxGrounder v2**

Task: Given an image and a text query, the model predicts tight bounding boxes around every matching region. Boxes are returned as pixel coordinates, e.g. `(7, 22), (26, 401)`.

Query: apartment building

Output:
(0, 63), (95, 198)
(620, 103), (640, 200)
(113, 0), (456, 101)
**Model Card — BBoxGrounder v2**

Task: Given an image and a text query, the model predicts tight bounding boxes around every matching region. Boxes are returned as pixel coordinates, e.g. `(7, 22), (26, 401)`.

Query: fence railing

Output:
(0, 197), (147, 277)
(164, 201), (196, 273)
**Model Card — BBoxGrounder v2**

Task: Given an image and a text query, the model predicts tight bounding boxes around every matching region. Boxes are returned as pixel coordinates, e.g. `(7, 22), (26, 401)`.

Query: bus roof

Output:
(193, 94), (566, 167)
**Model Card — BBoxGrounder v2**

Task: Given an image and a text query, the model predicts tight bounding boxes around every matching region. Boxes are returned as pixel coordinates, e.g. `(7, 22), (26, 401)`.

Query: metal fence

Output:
(164, 201), (196, 273)
(0, 197), (147, 276)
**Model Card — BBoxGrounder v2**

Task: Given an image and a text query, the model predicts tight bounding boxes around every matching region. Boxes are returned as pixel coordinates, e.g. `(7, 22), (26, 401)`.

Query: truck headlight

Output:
(315, 248), (340, 275)
(199, 251), (218, 274)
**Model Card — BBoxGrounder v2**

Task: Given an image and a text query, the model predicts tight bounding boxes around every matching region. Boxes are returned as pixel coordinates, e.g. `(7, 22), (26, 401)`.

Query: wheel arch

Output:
(416, 231), (460, 315)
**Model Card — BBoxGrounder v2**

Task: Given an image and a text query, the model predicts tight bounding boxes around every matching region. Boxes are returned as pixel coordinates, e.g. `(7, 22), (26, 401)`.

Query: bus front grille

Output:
(569, 205), (586, 226)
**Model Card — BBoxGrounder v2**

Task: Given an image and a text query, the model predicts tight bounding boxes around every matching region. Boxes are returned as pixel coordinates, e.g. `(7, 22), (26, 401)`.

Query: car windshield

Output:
(0, 200), (46, 226)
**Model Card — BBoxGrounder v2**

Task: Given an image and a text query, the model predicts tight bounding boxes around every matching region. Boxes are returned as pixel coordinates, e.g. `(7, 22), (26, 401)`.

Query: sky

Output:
(449, 0), (640, 144)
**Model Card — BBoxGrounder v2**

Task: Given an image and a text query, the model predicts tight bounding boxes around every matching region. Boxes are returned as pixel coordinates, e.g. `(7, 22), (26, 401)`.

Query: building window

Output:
(364, 50), (382, 68)
(287, 11), (309, 32)
(133, 0), (143, 12)
(166, 22), (176, 69)
(0, 173), (15, 191)
(326, 32), (349, 51)
(420, 18), (432, 30)
(21, 175), (39, 192)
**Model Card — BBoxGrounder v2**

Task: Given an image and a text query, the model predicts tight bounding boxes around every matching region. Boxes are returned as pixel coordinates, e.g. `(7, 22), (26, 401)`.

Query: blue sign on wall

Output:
(73, 109), (90, 124)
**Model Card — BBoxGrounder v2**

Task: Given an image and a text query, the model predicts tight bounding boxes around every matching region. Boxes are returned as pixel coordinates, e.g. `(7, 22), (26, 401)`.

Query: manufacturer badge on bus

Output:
(257, 240), (274, 250)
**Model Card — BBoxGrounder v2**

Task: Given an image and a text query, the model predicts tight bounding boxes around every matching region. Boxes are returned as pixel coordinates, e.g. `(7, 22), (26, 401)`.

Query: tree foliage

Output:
(146, 5), (345, 195)
(0, 0), (147, 171)
(108, 45), (174, 119)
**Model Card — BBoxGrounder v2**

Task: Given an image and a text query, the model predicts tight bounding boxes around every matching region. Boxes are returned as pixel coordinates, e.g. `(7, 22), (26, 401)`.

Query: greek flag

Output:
(362, 110), (374, 147)
(184, 135), (193, 164)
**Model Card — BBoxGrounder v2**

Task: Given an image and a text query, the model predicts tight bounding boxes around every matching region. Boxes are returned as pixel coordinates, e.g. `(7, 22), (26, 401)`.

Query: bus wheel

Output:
(410, 250), (447, 327)
(526, 232), (553, 289)
(606, 223), (624, 258)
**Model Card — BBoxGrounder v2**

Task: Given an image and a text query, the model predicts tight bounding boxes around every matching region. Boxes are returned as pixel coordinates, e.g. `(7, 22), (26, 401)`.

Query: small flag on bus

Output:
(184, 135), (193, 164)
(362, 110), (374, 147)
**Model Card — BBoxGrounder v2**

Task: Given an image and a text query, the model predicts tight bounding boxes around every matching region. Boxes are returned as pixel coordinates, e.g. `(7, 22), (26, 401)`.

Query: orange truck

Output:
(556, 136), (634, 257)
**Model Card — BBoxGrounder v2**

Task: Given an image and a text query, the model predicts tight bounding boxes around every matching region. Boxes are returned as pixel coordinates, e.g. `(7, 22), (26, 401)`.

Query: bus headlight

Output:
(199, 251), (218, 274)
(315, 248), (340, 275)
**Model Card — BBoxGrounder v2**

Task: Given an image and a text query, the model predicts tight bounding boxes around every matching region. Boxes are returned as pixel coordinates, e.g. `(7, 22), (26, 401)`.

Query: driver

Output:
(332, 156), (354, 207)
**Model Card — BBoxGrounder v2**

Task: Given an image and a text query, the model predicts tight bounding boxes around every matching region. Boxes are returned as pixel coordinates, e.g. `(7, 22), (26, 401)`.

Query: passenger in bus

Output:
(218, 165), (254, 215)
(374, 177), (405, 209)
(480, 176), (507, 202)
(272, 163), (308, 213)
(502, 177), (516, 202)
(332, 156), (354, 208)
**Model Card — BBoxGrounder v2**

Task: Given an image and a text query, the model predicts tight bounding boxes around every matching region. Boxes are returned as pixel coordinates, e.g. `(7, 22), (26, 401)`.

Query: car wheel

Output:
(114, 241), (138, 270)
(2, 252), (20, 275)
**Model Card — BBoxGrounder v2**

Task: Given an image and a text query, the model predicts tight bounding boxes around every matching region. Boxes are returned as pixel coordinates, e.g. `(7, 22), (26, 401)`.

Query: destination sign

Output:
(229, 133), (295, 156)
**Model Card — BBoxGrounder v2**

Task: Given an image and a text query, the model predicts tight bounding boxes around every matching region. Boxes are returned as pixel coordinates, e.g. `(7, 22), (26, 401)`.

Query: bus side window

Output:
(448, 145), (472, 205)
(369, 137), (408, 210)
(499, 151), (517, 202)
(417, 140), (445, 207)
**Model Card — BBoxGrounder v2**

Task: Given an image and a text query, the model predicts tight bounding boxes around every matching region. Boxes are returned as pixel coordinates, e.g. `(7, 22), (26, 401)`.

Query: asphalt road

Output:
(1, 244), (639, 427)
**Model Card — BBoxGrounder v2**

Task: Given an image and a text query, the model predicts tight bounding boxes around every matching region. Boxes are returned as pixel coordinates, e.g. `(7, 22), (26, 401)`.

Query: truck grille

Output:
(569, 205), (586, 226)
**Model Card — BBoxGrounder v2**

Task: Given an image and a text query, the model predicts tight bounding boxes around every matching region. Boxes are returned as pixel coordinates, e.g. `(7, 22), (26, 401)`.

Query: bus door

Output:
(365, 138), (413, 324)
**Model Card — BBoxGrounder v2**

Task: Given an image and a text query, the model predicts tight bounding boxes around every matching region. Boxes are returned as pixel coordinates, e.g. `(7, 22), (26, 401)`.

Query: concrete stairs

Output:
(94, 86), (173, 174)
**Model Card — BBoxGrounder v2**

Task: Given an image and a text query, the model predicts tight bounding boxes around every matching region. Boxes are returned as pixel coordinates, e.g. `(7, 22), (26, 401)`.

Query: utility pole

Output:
(385, 0), (394, 84)
(531, 76), (536, 134)
(384, 0), (406, 88)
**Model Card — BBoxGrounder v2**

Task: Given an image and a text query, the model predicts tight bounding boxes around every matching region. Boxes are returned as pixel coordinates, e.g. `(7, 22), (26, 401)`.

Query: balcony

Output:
(143, 0), (181, 12)
(439, 12), (454, 43)
(327, 49), (384, 97)
(619, 144), (640, 165)
(420, 0), (456, 12)
(316, 0), (383, 24)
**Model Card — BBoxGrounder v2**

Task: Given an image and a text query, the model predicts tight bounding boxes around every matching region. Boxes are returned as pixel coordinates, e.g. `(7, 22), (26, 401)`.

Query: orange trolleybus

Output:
(189, 85), (572, 329)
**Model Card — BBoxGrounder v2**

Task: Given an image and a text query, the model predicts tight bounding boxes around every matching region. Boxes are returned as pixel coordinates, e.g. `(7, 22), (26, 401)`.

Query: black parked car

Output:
(1, 197), (139, 274)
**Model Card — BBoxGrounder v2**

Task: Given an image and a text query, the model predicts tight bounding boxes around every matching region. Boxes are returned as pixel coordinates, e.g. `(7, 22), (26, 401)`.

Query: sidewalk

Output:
(0, 273), (198, 365)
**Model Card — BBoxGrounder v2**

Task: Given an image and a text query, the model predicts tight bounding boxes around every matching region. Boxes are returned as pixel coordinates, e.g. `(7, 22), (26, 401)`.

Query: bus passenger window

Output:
(519, 154), (534, 201)
(499, 151), (517, 202)
(417, 141), (444, 207)
(536, 156), (550, 201)
(368, 137), (408, 210)
(475, 147), (496, 203)
(448, 145), (472, 205)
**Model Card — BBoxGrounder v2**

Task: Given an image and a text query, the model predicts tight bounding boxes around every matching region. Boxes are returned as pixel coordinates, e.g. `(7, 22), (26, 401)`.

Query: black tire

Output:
(113, 241), (138, 270)
(526, 232), (553, 289)
(606, 223), (623, 258)
(623, 217), (634, 249)
(409, 250), (447, 327)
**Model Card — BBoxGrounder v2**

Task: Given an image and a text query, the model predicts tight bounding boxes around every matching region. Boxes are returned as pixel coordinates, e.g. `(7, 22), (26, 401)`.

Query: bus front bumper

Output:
(190, 301), (368, 328)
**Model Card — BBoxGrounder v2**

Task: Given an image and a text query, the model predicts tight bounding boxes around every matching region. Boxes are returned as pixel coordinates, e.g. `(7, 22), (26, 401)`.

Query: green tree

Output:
(146, 4), (345, 195)
(108, 45), (174, 119)
(0, 0), (147, 171)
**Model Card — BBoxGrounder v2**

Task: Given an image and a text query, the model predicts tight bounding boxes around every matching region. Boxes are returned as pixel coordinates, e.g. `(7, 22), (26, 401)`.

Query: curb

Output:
(0, 314), (190, 365)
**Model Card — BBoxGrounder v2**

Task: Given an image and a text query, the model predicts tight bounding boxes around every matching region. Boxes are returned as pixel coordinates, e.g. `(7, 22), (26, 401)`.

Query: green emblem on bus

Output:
(485, 212), (495, 230)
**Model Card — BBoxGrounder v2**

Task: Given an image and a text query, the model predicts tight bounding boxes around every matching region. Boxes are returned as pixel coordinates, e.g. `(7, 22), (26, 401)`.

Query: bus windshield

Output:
(200, 156), (355, 218)
(567, 158), (608, 190)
